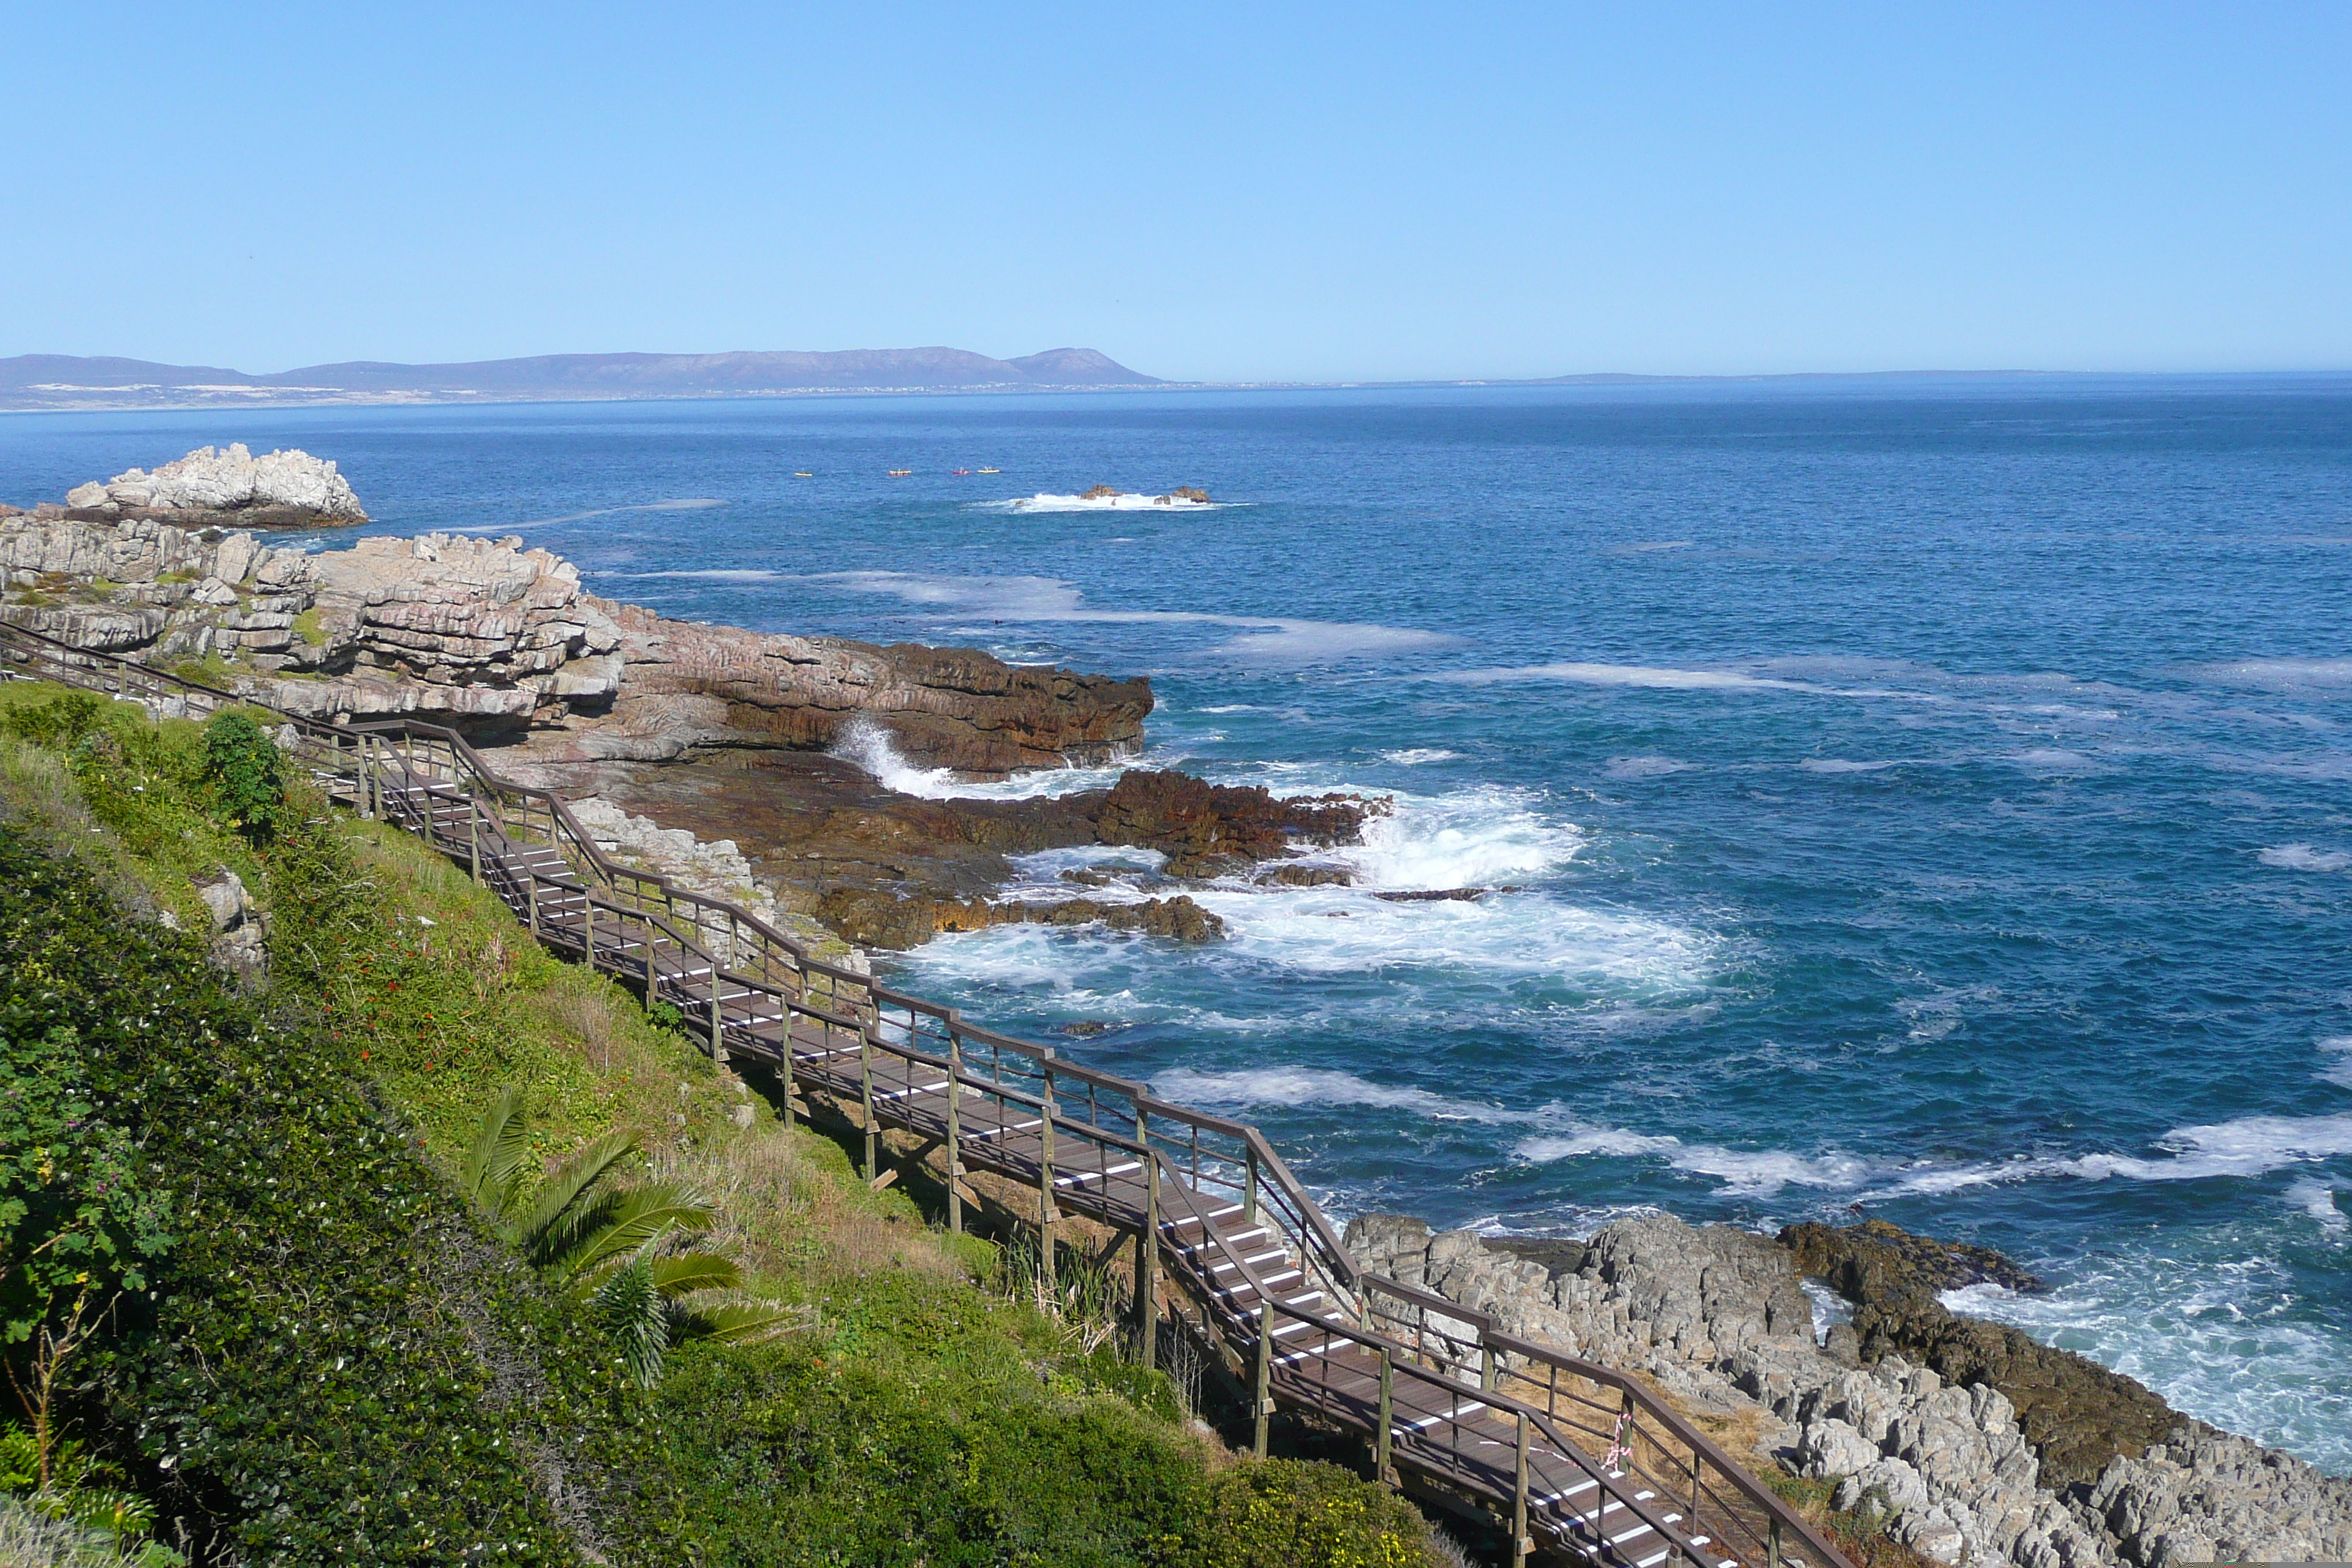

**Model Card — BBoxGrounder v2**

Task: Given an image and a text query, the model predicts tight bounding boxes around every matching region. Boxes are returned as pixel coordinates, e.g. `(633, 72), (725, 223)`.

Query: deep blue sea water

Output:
(6, 378), (2348, 1467)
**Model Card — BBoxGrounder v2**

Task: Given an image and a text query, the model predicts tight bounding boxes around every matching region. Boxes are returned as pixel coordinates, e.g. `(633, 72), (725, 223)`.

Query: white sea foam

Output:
(2066, 1113), (2352, 1181)
(996, 491), (1221, 512)
(1339, 785), (1582, 891)
(1150, 1066), (1880, 1198)
(2285, 1177), (2349, 1234)
(799, 570), (1452, 665)
(1378, 748), (1463, 766)
(1799, 758), (1902, 774)
(1605, 755), (1701, 780)
(1514, 1129), (1888, 1197)
(2008, 747), (2100, 769)
(828, 718), (1136, 801)
(1803, 1278), (1856, 1344)
(1150, 1066), (1520, 1122)
(1850, 1112), (2352, 1198)
(1439, 662), (1801, 691)
(1945, 1248), (2352, 1470)
(2259, 843), (2352, 872)
(2319, 1037), (2352, 1089)
(1199, 704), (1264, 714)
(2189, 657), (2352, 694)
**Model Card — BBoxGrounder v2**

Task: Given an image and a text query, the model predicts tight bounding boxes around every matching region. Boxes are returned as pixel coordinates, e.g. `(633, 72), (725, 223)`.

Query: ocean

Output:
(7, 377), (2348, 1468)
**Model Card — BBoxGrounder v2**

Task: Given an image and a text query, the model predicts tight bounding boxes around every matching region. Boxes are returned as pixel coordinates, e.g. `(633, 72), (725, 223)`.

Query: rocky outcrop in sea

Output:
(1346, 1213), (2352, 1568)
(46, 442), (369, 527)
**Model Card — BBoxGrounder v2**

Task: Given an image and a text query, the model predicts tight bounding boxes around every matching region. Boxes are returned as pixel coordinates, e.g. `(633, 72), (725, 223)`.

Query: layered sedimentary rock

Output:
(520, 600), (1153, 774)
(55, 443), (368, 527)
(0, 512), (1149, 766)
(1349, 1213), (2113, 1568)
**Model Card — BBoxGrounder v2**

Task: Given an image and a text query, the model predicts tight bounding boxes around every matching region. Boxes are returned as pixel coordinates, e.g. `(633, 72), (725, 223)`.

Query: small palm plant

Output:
(459, 1087), (800, 1385)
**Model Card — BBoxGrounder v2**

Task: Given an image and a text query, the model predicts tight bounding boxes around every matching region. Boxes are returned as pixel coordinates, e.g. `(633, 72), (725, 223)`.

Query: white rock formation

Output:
(1349, 1214), (2114, 1568)
(66, 443), (367, 521)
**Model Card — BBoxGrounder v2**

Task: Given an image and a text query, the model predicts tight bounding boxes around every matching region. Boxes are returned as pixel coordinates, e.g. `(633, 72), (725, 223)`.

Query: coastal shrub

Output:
(645, 1332), (1427, 1567)
(0, 1014), (172, 1493)
(196, 710), (286, 845)
(1174, 1460), (1431, 1568)
(0, 824), (627, 1563)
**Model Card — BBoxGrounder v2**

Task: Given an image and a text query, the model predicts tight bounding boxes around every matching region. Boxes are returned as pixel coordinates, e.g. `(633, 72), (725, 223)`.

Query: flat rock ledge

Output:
(1346, 1213), (2352, 1568)
(0, 511), (1150, 771)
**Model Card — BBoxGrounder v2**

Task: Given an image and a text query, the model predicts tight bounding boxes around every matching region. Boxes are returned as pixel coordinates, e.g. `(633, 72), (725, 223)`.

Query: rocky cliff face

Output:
(516, 599), (1153, 774)
(0, 513), (1150, 768)
(1347, 1213), (2348, 1568)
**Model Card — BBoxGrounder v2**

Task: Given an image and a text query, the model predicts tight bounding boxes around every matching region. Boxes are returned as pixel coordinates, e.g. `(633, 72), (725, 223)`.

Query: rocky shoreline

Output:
(1349, 1213), (2351, 1568)
(6, 455), (2342, 1558)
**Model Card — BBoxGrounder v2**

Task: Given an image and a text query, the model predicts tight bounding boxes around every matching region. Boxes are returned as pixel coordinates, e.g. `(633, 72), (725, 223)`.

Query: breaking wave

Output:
(829, 718), (1135, 802)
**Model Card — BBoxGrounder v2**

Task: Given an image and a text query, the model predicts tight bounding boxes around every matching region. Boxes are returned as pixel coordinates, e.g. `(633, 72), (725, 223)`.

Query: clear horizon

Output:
(4, 3), (2348, 383)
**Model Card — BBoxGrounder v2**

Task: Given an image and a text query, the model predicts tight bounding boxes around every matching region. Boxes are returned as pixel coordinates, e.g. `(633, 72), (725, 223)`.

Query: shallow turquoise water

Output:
(7, 378), (2348, 1466)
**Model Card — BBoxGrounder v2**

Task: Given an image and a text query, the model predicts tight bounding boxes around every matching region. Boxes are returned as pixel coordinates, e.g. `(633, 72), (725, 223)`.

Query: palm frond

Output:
(457, 1085), (533, 1216)
(547, 1180), (715, 1289)
(505, 1128), (638, 1256)
(679, 1298), (812, 1346)
(589, 1241), (671, 1389)
(647, 1251), (740, 1299)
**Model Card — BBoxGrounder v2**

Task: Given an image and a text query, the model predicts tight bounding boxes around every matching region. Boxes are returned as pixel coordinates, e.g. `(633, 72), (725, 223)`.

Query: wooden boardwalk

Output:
(1, 621), (1852, 1568)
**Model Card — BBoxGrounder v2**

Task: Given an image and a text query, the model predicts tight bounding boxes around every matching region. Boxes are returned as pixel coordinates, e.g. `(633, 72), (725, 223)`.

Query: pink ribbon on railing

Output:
(1603, 1411), (1634, 1477)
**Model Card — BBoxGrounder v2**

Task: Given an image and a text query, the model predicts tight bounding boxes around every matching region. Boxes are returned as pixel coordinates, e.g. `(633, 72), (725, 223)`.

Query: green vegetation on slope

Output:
(0, 685), (1439, 1567)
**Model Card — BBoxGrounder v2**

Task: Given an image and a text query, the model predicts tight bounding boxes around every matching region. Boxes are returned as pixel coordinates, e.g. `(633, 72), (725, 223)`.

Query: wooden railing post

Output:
(781, 1016), (796, 1133)
(1769, 1515), (1783, 1568)
(1512, 1409), (1531, 1568)
(859, 1027), (878, 1179)
(1375, 1344), (1394, 1485)
(526, 868), (540, 938)
(584, 894), (598, 971)
(1482, 1339), (1497, 1393)
(1244, 1142), (1259, 1224)
(1038, 1055), (1058, 1306)
(642, 920), (657, 1017)
(1139, 1150), (1160, 1371)
(708, 970), (725, 1068)
(1253, 1300), (1273, 1458)
(945, 1032), (963, 1235)
(467, 792), (482, 883)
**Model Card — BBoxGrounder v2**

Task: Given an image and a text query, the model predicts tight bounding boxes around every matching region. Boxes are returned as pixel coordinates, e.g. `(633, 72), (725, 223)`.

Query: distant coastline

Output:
(8, 349), (2346, 415)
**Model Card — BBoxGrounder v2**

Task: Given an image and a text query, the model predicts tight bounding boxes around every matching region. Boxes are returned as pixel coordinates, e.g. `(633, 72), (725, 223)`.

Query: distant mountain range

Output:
(0, 346), (1161, 410)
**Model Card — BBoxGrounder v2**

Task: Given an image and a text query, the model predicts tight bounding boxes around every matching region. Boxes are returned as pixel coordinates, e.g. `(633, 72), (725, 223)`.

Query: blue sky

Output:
(4, 3), (2346, 381)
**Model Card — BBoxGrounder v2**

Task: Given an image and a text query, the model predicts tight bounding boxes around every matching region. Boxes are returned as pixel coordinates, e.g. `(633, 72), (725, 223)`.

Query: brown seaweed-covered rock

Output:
(816, 888), (1224, 950)
(1783, 1220), (2177, 1491)
(1088, 769), (1384, 876)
